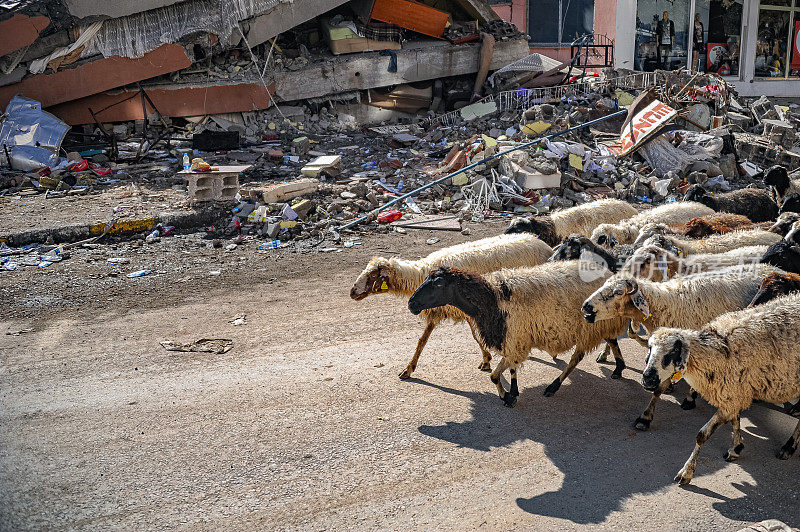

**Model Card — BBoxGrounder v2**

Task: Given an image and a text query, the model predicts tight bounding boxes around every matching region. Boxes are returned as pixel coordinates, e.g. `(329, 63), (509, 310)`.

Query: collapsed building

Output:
(0, 0), (529, 126)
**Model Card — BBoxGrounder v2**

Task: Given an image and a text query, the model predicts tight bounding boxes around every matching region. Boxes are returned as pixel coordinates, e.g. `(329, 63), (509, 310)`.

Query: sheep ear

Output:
(629, 284), (651, 320)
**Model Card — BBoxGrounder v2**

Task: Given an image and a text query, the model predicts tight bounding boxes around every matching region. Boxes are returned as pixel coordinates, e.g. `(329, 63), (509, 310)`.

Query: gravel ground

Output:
(1, 221), (799, 530)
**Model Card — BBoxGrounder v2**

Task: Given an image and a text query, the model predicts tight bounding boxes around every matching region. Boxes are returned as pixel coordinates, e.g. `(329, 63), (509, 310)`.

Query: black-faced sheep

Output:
(407, 261), (628, 405)
(683, 184), (778, 222)
(779, 193), (800, 215)
(350, 233), (553, 379)
(643, 293), (800, 485)
(764, 165), (800, 205)
(548, 234), (627, 272)
(581, 264), (782, 430)
(591, 202), (716, 246)
(761, 221), (800, 274)
(505, 198), (638, 246)
(644, 229), (780, 256)
(770, 212), (800, 236)
(622, 244), (769, 282)
(748, 271), (800, 307)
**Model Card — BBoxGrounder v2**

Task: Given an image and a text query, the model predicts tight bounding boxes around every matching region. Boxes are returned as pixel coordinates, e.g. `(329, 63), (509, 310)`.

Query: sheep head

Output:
(549, 234), (590, 262)
(582, 277), (650, 324)
(642, 328), (691, 391)
(408, 267), (463, 315)
(786, 221), (800, 245)
(591, 224), (619, 249)
(350, 257), (393, 300)
(683, 185), (716, 210)
(633, 223), (671, 246)
(749, 271), (800, 307)
(623, 245), (677, 281)
(769, 212), (800, 236)
(765, 165), (790, 200)
(780, 193), (800, 215)
(505, 216), (558, 246)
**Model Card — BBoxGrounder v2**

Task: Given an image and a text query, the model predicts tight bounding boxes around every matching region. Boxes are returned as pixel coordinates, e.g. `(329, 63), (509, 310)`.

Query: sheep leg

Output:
(399, 320), (437, 380)
(724, 415), (745, 462)
(489, 357), (512, 404)
(681, 389), (699, 410)
(675, 411), (727, 486)
(606, 338), (626, 379)
(776, 418), (800, 460)
(596, 342), (611, 363)
(504, 367), (520, 408)
(634, 379), (671, 431)
(469, 322), (492, 371)
(543, 348), (584, 397)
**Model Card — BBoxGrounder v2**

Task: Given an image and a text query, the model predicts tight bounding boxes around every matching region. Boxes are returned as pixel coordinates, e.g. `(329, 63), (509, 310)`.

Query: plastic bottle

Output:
(258, 240), (281, 250)
(183, 153), (190, 170)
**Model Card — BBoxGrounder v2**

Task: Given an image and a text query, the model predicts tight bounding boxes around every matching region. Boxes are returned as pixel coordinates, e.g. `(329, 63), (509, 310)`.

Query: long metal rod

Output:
(337, 109), (627, 231)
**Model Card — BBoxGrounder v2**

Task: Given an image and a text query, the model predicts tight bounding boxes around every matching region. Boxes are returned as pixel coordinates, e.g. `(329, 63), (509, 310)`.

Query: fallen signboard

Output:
(608, 100), (677, 156)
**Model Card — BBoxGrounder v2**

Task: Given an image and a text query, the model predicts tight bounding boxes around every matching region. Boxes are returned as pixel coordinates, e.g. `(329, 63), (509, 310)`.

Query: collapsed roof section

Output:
(0, 0), (525, 125)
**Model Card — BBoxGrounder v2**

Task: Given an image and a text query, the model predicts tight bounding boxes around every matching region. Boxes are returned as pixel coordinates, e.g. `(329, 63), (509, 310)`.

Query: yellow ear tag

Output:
(670, 371), (683, 383)
(380, 281), (388, 290)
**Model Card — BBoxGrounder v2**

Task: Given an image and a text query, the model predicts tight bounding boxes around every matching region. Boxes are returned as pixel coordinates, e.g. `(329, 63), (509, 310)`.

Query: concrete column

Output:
(614, 0), (637, 69)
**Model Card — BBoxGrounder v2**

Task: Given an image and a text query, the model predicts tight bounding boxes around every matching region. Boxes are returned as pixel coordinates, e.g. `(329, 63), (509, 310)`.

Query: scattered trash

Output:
(126, 269), (152, 278)
(229, 314), (247, 326)
(426, 237), (440, 245)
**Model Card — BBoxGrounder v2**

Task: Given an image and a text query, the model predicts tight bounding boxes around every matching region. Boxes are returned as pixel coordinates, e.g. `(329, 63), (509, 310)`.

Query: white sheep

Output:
(407, 260), (629, 406)
(591, 202), (716, 246)
(505, 198), (638, 246)
(350, 233), (553, 379)
(642, 229), (780, 256)
(621, 244), (770, 281)
(643, 293), (800, 485)
(581, 264), (783, 430)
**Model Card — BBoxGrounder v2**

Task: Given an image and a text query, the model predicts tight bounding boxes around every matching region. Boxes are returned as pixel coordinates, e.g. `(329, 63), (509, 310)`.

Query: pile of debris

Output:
(3, 0), (800, 261)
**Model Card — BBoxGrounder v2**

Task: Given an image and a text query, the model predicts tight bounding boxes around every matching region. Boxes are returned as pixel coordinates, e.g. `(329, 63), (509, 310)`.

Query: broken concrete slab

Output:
(0, 13), (50, 56)
(62, 0), (184, 18)
(460, 100), (498, 121)
(301, 155), (343, 177)
(261, 179), (319, 204)
(273, 38), (529, 102)
(47, 82), (276, 125)
(0, 43), (192, 110)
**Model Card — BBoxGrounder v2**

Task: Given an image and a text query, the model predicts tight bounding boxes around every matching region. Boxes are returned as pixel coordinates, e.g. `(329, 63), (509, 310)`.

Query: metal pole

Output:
(335, 109), (627, 232)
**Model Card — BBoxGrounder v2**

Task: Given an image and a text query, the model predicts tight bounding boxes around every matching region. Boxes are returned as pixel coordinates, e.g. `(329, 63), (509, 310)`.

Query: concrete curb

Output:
(1, 205), (226, 247)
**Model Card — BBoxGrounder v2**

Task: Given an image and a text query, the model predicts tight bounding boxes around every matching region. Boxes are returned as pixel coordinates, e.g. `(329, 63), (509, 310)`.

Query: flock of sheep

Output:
(350, 166), (800, 486)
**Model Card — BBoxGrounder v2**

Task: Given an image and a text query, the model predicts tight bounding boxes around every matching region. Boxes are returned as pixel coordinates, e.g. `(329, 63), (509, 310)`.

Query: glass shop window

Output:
(755, 0), (800, 78)
(635, 0), (690, 72)
(692, 0), (743, 76)
(529, 0), (595, 45)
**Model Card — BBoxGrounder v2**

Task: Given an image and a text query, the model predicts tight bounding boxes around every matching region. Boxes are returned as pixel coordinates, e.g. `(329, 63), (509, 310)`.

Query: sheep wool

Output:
(350, 233), (553, 379)
(506, 198), (638, 246)
(591, 202), (715, 246)
(644, 293), (800, 485)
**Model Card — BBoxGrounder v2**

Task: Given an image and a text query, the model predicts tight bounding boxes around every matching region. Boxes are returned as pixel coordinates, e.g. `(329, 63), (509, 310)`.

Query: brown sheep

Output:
(748, 271), (800, 307)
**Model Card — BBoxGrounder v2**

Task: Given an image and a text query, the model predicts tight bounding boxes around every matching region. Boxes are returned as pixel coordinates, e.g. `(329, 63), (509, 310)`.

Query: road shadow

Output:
(416, 359), (800, 525)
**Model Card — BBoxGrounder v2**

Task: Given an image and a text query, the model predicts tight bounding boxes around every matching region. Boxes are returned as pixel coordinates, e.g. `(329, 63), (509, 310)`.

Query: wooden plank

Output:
(369, 0), (449, 38)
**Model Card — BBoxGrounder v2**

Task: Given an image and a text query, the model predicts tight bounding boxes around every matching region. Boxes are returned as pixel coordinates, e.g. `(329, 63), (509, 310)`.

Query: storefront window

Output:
(635, 0), (690, 71)
(755, 0), (800, 78)
(693, 0), (743, 75)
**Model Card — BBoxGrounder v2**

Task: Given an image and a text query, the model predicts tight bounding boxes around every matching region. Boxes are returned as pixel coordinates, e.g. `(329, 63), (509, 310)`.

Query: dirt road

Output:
(1, 224), (799, 530)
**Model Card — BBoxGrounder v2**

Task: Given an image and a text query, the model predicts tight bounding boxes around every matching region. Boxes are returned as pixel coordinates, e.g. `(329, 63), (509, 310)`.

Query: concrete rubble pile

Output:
(3, 0), (800, 265)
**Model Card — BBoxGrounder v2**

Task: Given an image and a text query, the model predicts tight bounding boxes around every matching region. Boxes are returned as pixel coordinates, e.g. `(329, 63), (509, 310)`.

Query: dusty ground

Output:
(1, 221), (799, 530)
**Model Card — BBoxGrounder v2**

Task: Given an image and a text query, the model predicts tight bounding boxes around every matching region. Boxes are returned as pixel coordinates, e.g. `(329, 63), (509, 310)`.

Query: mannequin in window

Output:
(692, 13), (704, 71)
(656, 11), (675, 68)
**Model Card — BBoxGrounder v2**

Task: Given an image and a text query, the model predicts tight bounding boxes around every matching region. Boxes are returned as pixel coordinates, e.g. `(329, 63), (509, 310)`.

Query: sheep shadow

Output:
(416, 362), (800, 525)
